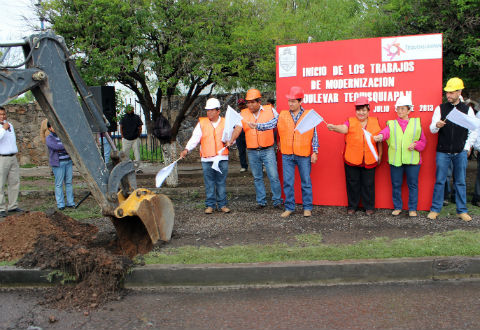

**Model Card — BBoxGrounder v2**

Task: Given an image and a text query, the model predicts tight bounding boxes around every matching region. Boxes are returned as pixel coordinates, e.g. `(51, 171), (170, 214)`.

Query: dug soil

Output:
(4, 160), (480, 311)
(0, 211), (132, 310)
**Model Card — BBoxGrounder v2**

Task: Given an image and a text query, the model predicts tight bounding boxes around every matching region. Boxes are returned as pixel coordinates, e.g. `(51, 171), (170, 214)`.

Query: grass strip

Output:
(144, 230), (480, 264)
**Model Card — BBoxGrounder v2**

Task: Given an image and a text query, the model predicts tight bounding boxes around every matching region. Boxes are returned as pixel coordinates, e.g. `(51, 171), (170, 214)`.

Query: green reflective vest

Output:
(386, 118), (421, 166)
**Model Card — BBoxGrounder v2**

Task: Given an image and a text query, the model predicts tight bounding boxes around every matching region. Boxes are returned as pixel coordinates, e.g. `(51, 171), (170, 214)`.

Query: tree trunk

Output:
(162, 140), (179, 187)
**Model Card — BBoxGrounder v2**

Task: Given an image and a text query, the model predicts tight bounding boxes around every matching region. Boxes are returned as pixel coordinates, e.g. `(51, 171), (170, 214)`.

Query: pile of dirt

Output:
(0, 211), (133, 309)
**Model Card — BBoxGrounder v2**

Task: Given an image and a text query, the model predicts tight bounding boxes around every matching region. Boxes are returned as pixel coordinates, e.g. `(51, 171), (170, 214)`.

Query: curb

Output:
(2, 257), (480, 288)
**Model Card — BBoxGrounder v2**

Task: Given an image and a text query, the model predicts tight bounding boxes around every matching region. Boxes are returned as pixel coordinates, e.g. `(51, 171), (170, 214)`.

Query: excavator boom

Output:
(0, 32), (174, 257)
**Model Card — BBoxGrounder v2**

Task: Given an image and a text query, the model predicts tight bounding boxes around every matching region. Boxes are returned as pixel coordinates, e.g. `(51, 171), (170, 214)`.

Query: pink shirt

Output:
(379, 117), (427, 164)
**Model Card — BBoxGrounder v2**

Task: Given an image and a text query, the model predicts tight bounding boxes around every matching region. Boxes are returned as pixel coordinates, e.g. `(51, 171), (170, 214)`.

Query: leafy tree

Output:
(371, 0), (480, 88)
(41, 0), (273, 139)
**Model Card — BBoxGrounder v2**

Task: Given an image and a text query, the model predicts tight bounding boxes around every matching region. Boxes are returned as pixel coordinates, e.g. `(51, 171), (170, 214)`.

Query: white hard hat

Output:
(205, 98), (221, 110)
(395, 95), (413, 108)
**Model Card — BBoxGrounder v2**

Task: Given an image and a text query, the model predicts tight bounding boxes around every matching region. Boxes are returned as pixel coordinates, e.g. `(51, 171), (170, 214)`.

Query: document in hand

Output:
(295, 110), (324, 134)
(222, 106), (243, 142)
(445, 108), (480, 131)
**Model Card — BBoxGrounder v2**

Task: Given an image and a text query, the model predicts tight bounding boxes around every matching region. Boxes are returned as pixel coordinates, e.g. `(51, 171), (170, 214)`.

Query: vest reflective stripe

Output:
(199, 117), (228, 158)
(241, 105), (275, 148)
(277, 110), (314, 157)
(387, 118), (421, 166)
(344, 117), (380, 166)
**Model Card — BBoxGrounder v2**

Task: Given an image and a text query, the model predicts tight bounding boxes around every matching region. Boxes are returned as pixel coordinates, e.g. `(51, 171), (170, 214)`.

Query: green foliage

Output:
(0, 260), (15, 266)
(371, 0), (480, 88)
(19, 163), (37, 169)
(45, 269), (77, 284)
(7, 91), (35, 105)
(145, 230), (480, 264)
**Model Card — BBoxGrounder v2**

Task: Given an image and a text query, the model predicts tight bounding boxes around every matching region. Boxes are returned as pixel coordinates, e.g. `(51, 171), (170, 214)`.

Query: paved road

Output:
(2, 280), (480, 330)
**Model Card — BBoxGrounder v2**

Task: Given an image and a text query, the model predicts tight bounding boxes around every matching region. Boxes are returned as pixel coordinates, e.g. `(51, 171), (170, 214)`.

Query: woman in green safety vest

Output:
(373, 95), (427, 217)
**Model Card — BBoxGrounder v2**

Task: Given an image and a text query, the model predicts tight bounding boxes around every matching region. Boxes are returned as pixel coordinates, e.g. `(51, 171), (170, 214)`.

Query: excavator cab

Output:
(0, 32), (174, 257)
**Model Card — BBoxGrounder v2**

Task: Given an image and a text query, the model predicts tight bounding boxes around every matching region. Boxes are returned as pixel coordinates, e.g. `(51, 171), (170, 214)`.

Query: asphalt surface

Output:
(2, 280), (480, 329)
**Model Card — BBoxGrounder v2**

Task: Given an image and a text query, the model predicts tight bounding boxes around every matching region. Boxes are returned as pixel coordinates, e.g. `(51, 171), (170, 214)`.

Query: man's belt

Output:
(247, 146), (272, 151)
(0, 153), (16, 157)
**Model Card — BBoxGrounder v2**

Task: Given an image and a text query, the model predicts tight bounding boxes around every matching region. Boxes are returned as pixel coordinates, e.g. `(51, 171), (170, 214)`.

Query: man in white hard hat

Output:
(427, 77), (476, 221)
(180, 98), (231, 214)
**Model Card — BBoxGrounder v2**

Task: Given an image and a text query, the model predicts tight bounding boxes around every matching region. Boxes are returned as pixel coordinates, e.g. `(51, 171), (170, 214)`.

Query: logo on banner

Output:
(279, 46), (297, 77)
(381, 34), (442, 62)
(383, 40), (405, 60)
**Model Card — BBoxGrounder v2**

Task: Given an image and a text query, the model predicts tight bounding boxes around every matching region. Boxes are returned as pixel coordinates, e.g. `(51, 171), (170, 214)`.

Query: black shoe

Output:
(472, 201), (480, 207)
(136, 169), (143, 174)
(66, 205), (75, 209)
(273, 204), (283, 209)
(256, 204), (266, 209)
(0, 211), (6, 218)
(9, 208), (24, 213)
(443, 200), (449, 206)
(58, 207), (65, 211)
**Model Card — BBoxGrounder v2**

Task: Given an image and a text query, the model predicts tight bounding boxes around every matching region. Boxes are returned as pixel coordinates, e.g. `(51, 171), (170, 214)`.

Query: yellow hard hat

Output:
(245, 89), (262, 101)
(444, 77), (465, 92)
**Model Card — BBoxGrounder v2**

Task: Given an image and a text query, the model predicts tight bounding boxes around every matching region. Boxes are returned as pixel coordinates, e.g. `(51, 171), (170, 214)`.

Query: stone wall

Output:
(4, 103), (48, 166)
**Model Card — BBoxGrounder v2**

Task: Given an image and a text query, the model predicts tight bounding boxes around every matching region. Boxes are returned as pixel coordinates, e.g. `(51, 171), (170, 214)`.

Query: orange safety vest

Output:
(344, 117), (380, 166)
(277, 109), (315, 157)
(241, 105), (275, 148)
(199, 117), (229, 158)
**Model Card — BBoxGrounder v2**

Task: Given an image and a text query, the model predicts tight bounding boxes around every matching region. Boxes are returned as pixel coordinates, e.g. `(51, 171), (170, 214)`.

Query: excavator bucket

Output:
(110, 188), (174, 258)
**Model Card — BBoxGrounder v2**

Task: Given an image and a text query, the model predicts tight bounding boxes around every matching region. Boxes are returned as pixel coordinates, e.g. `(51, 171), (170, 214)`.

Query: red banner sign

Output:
(276, 34), (443, 211)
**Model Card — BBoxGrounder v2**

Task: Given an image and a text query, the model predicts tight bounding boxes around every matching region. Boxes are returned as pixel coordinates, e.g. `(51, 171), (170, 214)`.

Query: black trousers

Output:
(236, 131), (248, 169)
(344, 163), (376, 211)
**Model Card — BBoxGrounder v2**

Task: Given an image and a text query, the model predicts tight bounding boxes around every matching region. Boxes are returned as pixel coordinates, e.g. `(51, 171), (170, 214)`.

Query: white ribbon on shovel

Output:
(155, 157), (182, 188)
(211, 147), (227, 173)
(362, 129), (378, 162)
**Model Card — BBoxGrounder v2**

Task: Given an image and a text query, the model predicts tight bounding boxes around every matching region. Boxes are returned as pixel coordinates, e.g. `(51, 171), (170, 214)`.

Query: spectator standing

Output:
(120, 104), (143, 173)
(0, 107), (22, 217)
(427, 77), (476, 221)
(46, 122), (75, 210)
(235, 98), (248, 172)
(229, 89), (283, 209)
(180, 98), (231, 214)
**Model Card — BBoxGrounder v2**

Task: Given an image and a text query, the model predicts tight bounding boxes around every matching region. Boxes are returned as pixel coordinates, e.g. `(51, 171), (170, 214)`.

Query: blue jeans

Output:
(202, 160), (228, 209)
(52, 159), (74, 208)
(431, 151), (468, 214)
(247, 147), (282, 206)
(390, 164), (420, 211)
(99, 136), (111, 163)
(282, 154), (312, 211)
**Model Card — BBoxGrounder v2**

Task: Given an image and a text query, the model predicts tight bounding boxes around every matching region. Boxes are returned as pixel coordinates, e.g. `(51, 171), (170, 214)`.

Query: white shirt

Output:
(185, 117), (228, 162)
(0, 122), (18, 155)
(429, 104), (477, 151)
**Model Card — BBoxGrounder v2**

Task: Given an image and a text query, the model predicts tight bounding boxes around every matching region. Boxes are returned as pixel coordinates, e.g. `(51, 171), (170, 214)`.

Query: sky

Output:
(0, 0), (40, 40)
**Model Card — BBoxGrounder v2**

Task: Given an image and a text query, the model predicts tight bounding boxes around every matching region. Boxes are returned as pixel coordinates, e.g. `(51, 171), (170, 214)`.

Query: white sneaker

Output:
(240, 168), (247, 172)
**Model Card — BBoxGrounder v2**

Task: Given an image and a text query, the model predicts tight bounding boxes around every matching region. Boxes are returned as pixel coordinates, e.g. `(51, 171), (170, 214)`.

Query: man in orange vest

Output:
(246, 86), (318, 218)
(180, 98), (231, 214)
(229, 89), (283, 209)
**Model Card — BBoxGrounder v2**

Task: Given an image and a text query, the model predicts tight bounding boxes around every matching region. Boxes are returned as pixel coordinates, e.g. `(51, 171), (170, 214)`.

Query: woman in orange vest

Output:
(180, 98), (231, 214)
(327, 97), (382, 215)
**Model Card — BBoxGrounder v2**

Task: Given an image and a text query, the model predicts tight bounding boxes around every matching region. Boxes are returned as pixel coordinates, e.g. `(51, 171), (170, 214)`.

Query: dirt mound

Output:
(0, 211), (133, 309)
